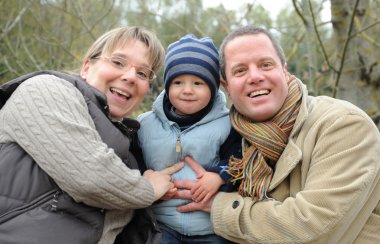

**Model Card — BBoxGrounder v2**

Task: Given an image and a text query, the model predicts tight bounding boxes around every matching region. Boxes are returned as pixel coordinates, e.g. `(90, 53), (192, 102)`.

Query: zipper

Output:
(0, 189), (59, 224)
(175, 133), (181, 153)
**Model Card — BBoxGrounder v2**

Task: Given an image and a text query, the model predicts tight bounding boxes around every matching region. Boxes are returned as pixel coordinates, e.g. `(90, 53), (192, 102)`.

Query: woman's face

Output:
(80, 40), (152, 121)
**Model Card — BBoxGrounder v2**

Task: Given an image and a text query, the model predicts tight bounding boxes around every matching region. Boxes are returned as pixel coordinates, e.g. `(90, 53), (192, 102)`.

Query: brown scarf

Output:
(227, 77), (302, 200)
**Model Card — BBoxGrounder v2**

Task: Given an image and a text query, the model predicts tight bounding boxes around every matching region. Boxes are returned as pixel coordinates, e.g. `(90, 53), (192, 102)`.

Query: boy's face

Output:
(168, 74), (211, 115)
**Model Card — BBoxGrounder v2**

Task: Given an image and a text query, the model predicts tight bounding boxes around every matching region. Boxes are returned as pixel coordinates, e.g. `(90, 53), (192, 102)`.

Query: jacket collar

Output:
(269, 79), (309, 190)
(152, 89), (229, 128)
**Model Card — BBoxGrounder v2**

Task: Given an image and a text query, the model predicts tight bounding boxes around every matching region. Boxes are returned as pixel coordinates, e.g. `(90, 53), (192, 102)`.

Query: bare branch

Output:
(0, 5), (29, 39)
(351, 19), (380, 47)
(292, 0), (308, 26)
(308, 0), (338, 73)
(332, 0), (361, 97)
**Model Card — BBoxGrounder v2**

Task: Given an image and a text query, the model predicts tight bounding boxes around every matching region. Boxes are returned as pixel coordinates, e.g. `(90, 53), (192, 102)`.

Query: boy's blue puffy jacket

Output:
(138, 90), (230, 236)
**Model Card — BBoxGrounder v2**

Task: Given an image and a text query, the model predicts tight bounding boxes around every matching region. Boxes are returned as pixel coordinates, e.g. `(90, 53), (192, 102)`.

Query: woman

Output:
(0, 26), (182, 244)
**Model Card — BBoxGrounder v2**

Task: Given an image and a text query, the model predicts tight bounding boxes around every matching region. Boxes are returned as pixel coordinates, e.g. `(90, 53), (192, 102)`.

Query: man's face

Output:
(222, 33), (290, 122)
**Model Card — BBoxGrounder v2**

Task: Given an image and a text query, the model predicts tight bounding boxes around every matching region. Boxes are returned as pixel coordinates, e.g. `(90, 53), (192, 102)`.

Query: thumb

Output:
(184, 156), (206, 177)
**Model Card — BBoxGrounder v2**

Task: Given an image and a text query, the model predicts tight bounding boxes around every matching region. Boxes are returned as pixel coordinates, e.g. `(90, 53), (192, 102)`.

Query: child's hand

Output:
(191, 172), (224, 203)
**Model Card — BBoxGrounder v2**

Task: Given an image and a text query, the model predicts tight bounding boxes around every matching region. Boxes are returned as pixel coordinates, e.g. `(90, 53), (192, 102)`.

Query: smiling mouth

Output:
(249, 90), (270, 98)
(110, 87), (130, 100)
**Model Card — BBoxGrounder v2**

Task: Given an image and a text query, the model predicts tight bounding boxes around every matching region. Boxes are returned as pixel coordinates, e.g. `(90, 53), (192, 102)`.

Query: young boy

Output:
(137, 34), (240, 244)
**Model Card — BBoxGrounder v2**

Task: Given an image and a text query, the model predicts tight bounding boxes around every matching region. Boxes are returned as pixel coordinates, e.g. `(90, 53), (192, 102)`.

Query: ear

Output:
(80, 60), (90, 79)
(283, 63), (291, 84)
(221, 79), (230, 97)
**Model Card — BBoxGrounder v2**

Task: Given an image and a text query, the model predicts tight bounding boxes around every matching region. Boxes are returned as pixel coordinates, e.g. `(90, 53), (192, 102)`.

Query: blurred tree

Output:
(330, 0), (380, 125)
(1, 0), (379, 127)
(0, 0), (121, 82)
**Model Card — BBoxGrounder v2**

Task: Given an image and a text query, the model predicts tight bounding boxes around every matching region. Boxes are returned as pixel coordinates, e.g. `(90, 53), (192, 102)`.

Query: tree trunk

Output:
(330, 0), (380, 127)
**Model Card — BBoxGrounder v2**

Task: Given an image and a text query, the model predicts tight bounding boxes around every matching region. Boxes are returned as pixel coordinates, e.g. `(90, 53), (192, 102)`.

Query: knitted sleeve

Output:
(0, 74), (155, 210)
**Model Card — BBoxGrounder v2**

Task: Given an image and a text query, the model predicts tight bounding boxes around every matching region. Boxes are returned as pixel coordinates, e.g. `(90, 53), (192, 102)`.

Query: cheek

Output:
(137, 83), (150, 99)
(228, 81), (243, 97)
(85, 68), (109, 93)
(278, 83), (289, 105)
(168, 87), (179, 100)
(200, 89), (211, 101)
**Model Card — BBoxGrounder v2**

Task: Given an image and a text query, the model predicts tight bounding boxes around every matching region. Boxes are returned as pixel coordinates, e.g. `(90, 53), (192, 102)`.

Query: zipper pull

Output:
(51, 190), (60, 212)
(176, 135), (181, 153)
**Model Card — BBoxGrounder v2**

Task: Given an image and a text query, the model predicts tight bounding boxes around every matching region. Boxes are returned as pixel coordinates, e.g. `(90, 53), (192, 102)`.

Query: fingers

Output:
(173, 189), (192, 199)
(193, 190), (207, 203)
(201, 193), (212, 203)
(160, 162), (184, 175)
(190, 182), (201, 195)
(184, 156), (206, 177)
(177, 194), (215, 212)
(160, 188), (177, 200)
(176, 201), (204, 213)
(173, 179), (196, 190)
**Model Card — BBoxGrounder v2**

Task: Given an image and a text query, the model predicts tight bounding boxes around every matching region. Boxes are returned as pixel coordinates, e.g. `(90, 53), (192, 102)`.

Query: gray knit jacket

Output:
(0, 73), (155, 243)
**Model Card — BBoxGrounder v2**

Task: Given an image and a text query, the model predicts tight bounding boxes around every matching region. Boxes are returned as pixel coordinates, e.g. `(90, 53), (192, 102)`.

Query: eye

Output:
(110, 57), (127, 68)
(136, 69), (149, 80)
(232, 67), (247, 77)
(194, 80), (205, 86)
(172, 80), (182, 85)
(261, 62), (273, 70)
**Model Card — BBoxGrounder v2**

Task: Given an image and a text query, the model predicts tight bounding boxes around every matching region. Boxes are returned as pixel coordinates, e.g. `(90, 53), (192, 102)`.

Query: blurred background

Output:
(1, 0), (379, 128)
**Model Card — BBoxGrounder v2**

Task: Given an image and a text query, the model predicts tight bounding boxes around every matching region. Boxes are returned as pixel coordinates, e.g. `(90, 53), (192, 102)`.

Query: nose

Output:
(247, 66), (264, 84)
(120, 66), (137, 84)
(182, 83), (194, 94)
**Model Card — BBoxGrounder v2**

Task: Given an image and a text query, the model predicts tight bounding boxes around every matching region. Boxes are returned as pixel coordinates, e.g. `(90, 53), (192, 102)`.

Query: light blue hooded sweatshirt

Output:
(137, 90), (231, 236)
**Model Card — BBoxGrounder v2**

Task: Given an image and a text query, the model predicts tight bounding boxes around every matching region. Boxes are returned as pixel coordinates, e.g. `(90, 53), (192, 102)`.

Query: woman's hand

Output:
(143, 162), (184, 200)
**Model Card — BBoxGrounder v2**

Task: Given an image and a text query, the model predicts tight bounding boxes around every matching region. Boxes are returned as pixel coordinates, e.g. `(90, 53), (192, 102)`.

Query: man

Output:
(174, 26), (380, 243)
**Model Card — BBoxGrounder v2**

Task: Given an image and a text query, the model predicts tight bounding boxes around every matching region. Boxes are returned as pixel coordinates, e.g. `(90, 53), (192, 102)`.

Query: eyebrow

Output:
(230, 56), (277, 69)
(230, 63), (245, 70)
(112, 53), (150, 68)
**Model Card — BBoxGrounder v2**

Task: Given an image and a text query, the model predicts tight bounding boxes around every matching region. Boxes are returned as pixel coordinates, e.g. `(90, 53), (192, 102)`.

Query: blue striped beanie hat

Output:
(164, 34), (220, 100)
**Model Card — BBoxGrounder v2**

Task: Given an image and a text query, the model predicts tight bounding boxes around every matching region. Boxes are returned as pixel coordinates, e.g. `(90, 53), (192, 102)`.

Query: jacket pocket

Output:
(0, 189), (58, 224)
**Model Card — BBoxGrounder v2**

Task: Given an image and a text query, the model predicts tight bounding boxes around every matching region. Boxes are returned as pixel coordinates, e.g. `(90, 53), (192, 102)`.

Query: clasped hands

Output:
(165, 156), (217, 213)
(143, 156), (217, 212)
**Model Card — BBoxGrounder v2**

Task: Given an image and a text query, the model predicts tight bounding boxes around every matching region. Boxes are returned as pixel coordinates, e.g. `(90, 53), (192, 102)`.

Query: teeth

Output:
(249, 90), (269, 98)
(110, 87), (130, 98)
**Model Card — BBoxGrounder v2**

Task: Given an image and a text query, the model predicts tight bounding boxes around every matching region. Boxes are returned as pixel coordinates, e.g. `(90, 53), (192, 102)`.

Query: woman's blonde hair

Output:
(83, 26), (165, 73)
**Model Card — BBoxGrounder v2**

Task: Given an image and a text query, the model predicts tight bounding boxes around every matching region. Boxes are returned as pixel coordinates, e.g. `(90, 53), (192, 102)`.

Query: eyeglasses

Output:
(94, 56), (156, 82)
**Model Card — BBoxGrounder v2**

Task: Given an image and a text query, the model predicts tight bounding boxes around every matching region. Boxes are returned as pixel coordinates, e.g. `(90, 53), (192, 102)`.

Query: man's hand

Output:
(172, 156), (217, 212)
(174, 178), (215, 213)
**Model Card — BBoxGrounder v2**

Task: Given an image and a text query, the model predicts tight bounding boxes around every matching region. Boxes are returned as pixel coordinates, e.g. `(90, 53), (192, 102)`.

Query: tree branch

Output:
(292, 0), (308, 26)
(308, 0), (338, 73)
(0, 5), (28, 39)
(332, 0), (361, 97)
